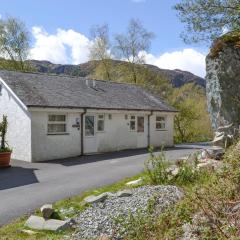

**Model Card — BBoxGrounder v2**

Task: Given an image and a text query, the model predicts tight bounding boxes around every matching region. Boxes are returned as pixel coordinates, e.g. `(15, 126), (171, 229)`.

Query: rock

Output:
(72, 185), (183, 239)
(232, 203), (240, 212)
(24, 215), (71, 231)
(99, 234), (110, 240)
(197, 159), (223, 171)
(116, 189), (132, 197)
(206, 42), (240, 131)
(206, 146), (224, 160)
(197, 162), (213, 170)
(40, 204), (54, 219)
(21, 229), (37, 235)
(126, 178), (143, 186)
(166, 165), (179, 176)
(84, 193), (108, 204)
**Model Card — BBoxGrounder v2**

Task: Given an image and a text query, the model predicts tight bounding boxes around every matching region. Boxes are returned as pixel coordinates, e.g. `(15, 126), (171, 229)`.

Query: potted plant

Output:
(0, 115), (12, 168)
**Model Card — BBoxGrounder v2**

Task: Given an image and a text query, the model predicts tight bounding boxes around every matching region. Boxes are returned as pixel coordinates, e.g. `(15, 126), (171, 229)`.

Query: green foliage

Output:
(89, 24), (112, 80)
(0, 17), (30, 70)
(114, 19), (154, 83)
(174, 0), (240, 44)
(0, 115), (11, 152)
(168, 83), (213, 143)
(144, 146), (170, 185)
(175, 161), (198, 185)
(125, 141), (240, 240)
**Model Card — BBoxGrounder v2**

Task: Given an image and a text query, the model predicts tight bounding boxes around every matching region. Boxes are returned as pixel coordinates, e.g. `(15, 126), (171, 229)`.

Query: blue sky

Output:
(0, 0), (208, 77)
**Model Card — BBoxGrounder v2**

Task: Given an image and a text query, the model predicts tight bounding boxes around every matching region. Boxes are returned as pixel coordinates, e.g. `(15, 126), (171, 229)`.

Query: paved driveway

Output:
(0, 144), (208, 226)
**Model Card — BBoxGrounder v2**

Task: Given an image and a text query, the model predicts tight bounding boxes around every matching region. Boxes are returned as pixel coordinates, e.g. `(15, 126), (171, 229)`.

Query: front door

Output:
(84, 115), (97, 154)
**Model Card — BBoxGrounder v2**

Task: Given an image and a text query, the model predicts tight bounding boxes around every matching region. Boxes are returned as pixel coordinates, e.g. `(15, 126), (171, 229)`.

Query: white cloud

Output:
(30, 27), (92, 64)
(30, 27), (205, 77)
(143, 48), (206, 77)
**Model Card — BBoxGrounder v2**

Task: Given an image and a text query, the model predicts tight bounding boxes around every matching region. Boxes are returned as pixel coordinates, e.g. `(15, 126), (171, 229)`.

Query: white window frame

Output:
(156, 116), (166, 131)
(97, 114), (105, 132)
(129, 115), (136, 131)
(47, 114), (68, 135)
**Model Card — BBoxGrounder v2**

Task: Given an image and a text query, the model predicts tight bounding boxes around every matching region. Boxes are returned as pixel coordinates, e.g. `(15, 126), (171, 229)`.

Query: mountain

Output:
(26, 59), (205, 88)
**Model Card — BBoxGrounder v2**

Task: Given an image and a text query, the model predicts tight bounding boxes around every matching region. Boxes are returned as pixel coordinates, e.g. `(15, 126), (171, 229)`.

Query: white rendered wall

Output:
(86, 113), (149, 153)
(31, 112), (82, 162)
(30, 109), (174, 161)
(0, 81), (32, 161)
(150, 113), (174, 147)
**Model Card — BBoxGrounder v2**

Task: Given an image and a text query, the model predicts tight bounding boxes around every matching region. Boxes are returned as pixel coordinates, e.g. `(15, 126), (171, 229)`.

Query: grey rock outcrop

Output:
(206, 43), (240, 130)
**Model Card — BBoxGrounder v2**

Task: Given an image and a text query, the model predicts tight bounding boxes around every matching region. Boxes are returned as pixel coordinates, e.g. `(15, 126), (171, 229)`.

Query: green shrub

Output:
(175, 161), (198, 185)
(144, 146), (170, 185)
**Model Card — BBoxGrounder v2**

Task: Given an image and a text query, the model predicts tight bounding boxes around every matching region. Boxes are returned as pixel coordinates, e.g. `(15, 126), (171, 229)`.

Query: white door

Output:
(137, 116), (147, 148)
(84, 115), (97, 154)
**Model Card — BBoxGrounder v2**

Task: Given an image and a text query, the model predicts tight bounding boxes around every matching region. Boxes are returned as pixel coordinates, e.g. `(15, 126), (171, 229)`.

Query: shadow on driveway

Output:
(43, 144), (204, 167)
(0, 166), (39, 190)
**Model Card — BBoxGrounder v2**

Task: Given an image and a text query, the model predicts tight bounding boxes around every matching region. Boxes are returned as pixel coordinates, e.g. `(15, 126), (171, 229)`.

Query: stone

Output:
(116, 189), (132, 197)
(166, 165), (179, 176)
(40, 204), (54, 219)
(24, 215), (70, 231)
(206, 147), (224, 160)
(232, 203), (240, 212)
(84, 193), (108, 204)
(21, 229), (37, 235)
(99, 234), (110, 240)
(126, 178), (143, 186)
(197, 162), (213, 170)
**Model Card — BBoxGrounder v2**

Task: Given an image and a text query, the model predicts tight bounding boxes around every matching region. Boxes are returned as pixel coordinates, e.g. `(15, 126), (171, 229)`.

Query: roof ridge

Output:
(0, 69), (138, 87)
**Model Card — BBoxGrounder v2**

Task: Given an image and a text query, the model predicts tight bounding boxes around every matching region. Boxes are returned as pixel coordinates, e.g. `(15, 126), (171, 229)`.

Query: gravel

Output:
(72, 185), (183, 239)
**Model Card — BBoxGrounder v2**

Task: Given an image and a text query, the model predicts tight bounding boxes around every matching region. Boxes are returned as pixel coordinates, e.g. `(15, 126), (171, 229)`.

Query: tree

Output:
(0, 17), (30, 70)
(89, 24), (112, 80)
(114, 19), (154, 83)
(174, 0), (240, 43)
(168, 83), (213, 143)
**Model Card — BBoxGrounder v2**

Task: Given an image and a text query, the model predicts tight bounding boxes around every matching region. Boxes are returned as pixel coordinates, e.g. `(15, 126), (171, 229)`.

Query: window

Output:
(137, 116), (144, 132)
(130, 116), (136, 131)
(97, 114), (105, 132)
(48, 114), (67, 134)
(85, 115), (95, 136)
(156, 116), (166, 130)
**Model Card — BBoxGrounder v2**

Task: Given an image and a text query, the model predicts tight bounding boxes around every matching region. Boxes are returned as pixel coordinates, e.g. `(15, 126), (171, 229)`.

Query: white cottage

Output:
(0, 70), (177, 162)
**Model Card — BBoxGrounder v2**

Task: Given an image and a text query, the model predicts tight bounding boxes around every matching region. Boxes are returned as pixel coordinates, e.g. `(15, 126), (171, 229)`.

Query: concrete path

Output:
(0, 144), (208, 226)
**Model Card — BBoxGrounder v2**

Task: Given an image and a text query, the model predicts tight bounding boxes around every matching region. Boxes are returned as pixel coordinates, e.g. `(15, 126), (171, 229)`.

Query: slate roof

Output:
(0, 70), (177, 112)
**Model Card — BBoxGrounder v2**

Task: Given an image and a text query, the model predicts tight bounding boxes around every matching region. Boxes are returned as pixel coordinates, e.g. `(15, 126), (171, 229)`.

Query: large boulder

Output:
(206, 41), (240, 130)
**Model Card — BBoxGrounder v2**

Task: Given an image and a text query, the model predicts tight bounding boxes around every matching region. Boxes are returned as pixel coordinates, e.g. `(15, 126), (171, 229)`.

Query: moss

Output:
(210, 31), (240, 58)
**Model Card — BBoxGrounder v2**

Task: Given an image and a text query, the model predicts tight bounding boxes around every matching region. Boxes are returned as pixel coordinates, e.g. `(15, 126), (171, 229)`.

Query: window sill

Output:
(47, 133), (70, 136)
(156, 129), (168, 132)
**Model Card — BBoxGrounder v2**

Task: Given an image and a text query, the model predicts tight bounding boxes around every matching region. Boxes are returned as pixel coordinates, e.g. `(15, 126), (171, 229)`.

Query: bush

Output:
(144, 146), (170, 185)
(175, 161), (198, 185)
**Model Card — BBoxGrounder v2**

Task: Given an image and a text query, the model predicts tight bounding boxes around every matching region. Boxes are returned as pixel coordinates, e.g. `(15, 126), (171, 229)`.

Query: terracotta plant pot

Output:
(0, 152), (11, 168)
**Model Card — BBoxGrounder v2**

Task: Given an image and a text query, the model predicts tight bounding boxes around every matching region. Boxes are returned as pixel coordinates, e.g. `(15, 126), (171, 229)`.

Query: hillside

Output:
(26, 59), (205, 88)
